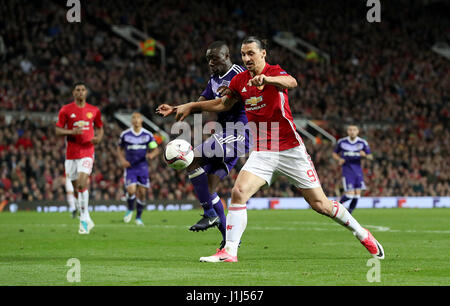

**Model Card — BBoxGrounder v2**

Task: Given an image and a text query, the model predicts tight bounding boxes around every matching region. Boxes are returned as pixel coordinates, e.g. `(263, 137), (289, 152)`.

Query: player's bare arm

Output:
(156, 104), (176, 117)
(359, 151), (374, 161)
(117, 146), (131, 168)
(247, 74), (297, 89)
(332, 152), (346, 166)
(156, 95), (210, 118)
(55, 126), (83, 136)
(175, 94), (238, 121)
(92, 126), (104, 144)
(146, 147), (160, 160)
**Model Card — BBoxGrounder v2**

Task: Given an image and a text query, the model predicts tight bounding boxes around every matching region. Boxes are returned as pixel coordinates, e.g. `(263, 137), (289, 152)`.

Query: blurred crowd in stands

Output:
(0, 0), (448, 203)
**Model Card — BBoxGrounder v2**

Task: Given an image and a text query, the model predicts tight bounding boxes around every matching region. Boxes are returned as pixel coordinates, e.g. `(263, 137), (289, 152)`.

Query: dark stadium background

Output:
(0, 0), (448, 209)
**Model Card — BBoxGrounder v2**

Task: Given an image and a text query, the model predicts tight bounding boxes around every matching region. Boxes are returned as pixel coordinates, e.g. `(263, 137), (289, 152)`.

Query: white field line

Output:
(1, 222), (449, 234)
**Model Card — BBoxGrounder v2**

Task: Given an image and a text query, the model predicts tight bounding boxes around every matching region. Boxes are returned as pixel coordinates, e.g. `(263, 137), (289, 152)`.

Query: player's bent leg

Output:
(299, 186), (333, 216)
(299, 186), (384, 259)
(207, 174), (227, 241)
(188, 165), (221, 232)
(231, 170), (266, 204)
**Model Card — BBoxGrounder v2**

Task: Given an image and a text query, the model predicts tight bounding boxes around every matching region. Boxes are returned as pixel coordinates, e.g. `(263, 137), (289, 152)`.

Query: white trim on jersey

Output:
(340, 136), (369, 147)
(357, 136), (369, 146)
(232, 64), (245, 74)
(219, 65), (235, 79)
(119, 128), (131, 138)
(219, 64), (244, 79)
(346, 136), (359, 144)
(278, 92), (303, 146)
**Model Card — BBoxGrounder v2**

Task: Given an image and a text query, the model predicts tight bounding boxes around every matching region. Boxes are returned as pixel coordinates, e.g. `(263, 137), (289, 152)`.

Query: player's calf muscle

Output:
(309, 199), (332, 216)
(300, 187), (333, 216)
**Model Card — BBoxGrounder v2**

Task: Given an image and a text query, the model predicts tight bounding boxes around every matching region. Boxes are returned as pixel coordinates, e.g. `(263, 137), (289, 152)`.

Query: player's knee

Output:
(76, 181), (87, 191)
(127, 186), (137, 196)
(231, 185), (249, 204)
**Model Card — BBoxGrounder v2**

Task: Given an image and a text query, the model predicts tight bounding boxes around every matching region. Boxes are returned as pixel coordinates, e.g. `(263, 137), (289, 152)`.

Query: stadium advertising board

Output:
(2, 197), (450, 213)
(229, 197), (450, 210)
(2, 200), (196, 213)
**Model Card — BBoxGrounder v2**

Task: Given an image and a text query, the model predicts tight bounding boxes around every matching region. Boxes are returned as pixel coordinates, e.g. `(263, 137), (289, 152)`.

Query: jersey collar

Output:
(218, 64), (235, 79)
(346, 136), (359, 144)
(131, 127), (143, 136)
(250, 63), (270, 77)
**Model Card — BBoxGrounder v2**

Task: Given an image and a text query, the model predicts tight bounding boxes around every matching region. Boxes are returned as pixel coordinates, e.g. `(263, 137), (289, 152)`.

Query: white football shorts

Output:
(241, 144), (321, 189)
(65, 157), (94, 181)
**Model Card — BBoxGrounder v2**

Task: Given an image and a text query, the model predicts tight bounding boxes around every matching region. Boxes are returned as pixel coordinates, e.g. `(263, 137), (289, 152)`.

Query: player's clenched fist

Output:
(247, 74), (266, 87)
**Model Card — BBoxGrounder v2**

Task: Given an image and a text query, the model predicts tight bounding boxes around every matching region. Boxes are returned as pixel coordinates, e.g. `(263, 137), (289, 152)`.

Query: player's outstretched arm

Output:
(248, 74), (298, 89)
(175, 95), (238, 121)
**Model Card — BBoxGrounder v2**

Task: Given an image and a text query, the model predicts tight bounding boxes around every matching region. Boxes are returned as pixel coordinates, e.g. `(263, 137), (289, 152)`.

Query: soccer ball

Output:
(164, 139), (194, 170)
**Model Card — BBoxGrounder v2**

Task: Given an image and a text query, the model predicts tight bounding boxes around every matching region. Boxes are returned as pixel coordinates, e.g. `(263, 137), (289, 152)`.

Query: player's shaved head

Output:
(207, 41), (229, 54)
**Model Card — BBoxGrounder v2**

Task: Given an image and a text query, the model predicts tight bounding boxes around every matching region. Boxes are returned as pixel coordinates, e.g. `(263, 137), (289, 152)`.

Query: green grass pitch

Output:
(0, 208), (449, 286)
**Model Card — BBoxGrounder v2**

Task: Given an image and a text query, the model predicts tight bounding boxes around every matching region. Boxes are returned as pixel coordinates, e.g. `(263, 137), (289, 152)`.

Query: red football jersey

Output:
(228, 63), (303, 151)
(56, 101), (103, 159)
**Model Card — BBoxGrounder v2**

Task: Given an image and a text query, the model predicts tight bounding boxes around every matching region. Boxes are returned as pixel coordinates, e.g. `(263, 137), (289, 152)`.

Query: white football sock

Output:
(67, 193), (76, 211)
(225, 204), (247, 257)
(331, 201), (368, 241)
(78, 189), (90, 222)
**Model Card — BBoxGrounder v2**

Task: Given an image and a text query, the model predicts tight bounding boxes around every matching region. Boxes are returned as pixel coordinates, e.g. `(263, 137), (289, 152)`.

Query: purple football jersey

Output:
(200, 64), (248, 127)
(119, 128), (155, 169)
(334, 136), (371, 178)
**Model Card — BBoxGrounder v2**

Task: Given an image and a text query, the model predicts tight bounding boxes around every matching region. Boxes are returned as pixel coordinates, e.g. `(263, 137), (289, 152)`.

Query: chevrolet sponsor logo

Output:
(73, 121), (90, 129)
(245, 96), (263, 105)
